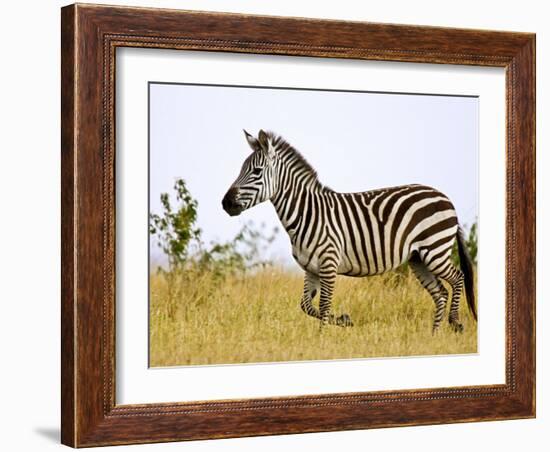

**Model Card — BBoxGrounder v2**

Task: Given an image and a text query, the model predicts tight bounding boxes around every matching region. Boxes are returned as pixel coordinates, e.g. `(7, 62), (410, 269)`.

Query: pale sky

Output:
(149, 83), (478, 267)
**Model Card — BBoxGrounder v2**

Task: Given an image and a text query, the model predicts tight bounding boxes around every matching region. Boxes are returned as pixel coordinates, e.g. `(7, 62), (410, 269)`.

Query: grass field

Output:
(149, 266), (477, 367)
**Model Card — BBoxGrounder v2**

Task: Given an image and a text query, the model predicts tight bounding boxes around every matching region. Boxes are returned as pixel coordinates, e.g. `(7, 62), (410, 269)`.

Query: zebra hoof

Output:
(450, 322), (464, 333)
(336, 314), (354, 327)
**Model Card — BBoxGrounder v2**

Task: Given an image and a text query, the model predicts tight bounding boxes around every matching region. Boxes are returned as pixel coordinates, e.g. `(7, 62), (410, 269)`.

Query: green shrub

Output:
(150, 178), (278, 275)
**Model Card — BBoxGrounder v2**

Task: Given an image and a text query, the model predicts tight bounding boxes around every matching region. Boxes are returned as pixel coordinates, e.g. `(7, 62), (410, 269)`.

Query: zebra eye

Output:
(252, 167), (262, 176)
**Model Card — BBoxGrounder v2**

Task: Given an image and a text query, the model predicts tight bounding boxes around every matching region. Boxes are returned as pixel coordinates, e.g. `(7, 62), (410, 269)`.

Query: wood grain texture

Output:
(60, 5), (76, 447)
(60, 3), (536, 447)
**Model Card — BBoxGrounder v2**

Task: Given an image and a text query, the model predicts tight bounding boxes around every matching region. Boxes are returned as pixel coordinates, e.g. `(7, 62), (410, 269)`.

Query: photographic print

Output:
(148, 82), (479, 367)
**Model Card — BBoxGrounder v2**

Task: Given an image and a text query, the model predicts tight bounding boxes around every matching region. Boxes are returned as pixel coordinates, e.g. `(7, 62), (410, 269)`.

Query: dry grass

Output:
(149, 267), (477, 367)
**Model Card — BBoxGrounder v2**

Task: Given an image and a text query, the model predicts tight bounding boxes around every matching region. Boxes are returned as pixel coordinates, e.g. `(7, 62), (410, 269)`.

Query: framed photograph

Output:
(61, 3), (535, 447)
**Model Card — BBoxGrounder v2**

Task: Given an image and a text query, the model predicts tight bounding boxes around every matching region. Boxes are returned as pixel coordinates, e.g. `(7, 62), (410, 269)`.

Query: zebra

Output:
(222, 130), (477, 333)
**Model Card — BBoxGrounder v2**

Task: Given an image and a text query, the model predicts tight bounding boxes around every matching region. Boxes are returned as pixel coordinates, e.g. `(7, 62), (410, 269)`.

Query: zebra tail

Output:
(457, 227), (477, 321)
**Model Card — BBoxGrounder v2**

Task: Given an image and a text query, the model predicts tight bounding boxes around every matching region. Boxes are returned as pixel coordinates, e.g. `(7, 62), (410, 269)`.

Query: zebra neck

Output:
(270, 176), (324, 233)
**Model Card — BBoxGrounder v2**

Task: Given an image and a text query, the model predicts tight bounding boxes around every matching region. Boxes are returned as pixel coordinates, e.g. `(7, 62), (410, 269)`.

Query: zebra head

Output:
(222, 129), (278, 216)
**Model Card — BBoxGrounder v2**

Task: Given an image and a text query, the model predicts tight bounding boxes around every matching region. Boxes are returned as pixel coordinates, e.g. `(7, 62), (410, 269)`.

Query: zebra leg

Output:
(318, 265), (336, 328)
(317, 259), (353, 328)
(409, 258), (448, 333)
(434, 262), (465, 333)
(300, 270), (352, 327)
(300, 271), (320, 320)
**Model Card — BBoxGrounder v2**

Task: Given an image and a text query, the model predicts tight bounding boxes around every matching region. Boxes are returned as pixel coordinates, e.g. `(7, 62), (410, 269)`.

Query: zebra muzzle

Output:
(222, 188), (244, 216)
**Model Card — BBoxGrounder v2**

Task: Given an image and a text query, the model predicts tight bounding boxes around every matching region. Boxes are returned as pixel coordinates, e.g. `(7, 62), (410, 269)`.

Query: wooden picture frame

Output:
(61, 3), (535, 447)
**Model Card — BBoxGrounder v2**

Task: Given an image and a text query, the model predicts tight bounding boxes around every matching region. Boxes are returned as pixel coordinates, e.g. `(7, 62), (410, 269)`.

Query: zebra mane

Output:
(267, 131), (329, 190)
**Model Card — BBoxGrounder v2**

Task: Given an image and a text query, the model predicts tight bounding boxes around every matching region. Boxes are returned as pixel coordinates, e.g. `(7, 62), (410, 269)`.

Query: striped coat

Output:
(222, 130), (477, 332)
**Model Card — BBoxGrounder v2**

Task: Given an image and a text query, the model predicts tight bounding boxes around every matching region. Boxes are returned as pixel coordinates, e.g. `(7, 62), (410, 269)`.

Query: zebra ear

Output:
(258, 129), (276, 159)
(243, 129), (261, 151)
(258, 130), (269, 149)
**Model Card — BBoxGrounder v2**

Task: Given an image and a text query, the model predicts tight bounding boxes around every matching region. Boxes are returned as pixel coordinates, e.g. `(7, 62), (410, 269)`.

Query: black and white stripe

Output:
(222, 130), (477, 332)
